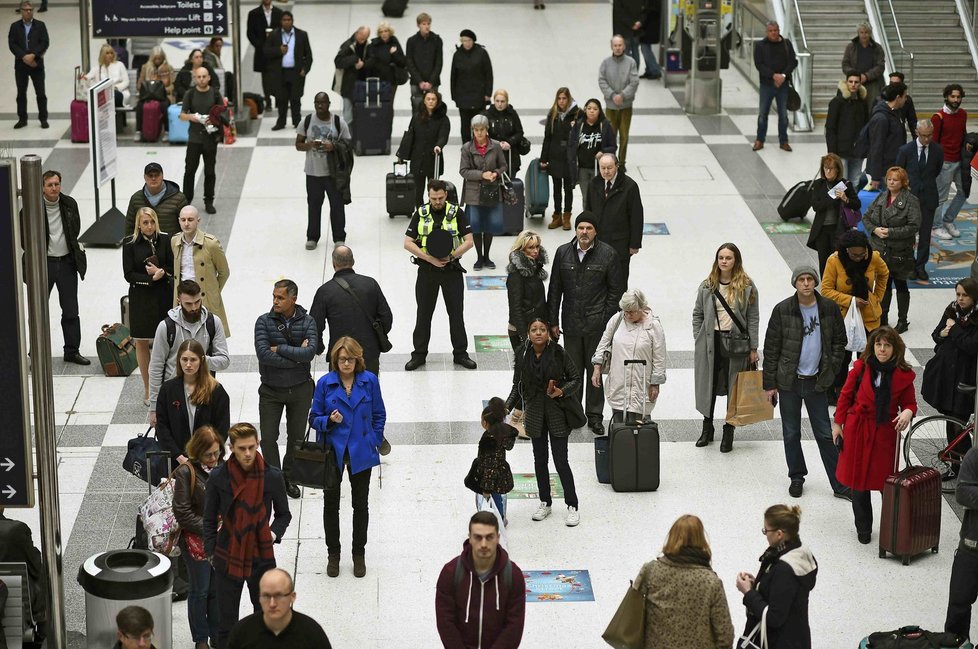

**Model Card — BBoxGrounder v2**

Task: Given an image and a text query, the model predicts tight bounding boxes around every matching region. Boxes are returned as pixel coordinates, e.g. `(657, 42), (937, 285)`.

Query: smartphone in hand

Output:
(546, 379), (557, 396)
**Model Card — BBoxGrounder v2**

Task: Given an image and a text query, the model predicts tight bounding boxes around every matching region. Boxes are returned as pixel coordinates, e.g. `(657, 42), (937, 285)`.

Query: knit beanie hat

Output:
(459, 29), (477, 41)
(575, 212), (598, 230)
(791, 264), (820, 288)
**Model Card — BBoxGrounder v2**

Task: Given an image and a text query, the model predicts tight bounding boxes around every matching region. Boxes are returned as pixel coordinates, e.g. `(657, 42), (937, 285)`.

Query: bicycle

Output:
(902, 383), (976, 494)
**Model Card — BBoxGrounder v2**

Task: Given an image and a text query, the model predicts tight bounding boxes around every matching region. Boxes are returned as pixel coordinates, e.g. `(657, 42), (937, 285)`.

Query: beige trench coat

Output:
(171, 230), (231, 336)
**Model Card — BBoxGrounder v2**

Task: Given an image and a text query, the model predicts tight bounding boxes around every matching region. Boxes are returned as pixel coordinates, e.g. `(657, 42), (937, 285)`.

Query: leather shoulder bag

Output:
(334, 276), (393, 353)
(714, 288), (751, 358)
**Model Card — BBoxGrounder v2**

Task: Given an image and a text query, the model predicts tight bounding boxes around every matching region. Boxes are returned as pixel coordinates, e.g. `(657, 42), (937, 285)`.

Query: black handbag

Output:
(713, 289), (751, 358)
(334, 276), (393, 353)
(292, 427), (340, 490)
(139, 80), (168, 102)
(517, 136), (531, 156)
(122, 427), (170, 484)
(392, 64), (409, 86)
(479, 181), (501, 204)
(777, 173), (817, 221)
(555, 394), (588, 430)
(464, 458), (483, 494)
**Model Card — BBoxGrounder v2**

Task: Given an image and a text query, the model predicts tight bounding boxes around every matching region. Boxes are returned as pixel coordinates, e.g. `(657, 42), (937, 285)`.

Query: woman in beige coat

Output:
(633, 514), (734, 649)
(591, 288), (667, 422)
(171, 208), (231, 335)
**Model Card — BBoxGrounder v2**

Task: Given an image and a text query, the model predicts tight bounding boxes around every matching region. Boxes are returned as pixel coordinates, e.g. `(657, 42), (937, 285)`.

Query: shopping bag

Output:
(737, 607), (769, 649)
(138, 464), (189, 557)
(845, 303), (867, 353)
(601, 581), (645, 649)
(724, 369), (774, 426)
(477, 495), (507, 550)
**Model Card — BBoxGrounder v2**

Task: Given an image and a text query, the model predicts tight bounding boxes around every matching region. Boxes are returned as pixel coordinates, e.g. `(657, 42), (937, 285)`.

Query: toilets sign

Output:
(92, 0), (228, 38)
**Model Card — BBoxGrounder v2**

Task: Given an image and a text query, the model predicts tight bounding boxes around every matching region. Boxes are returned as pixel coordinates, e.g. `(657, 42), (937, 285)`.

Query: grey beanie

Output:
(791, 264), (820, 288)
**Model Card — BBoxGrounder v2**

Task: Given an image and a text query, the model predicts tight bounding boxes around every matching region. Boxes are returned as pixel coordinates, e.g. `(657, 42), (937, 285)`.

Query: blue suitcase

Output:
(525, 158), (549, 217)
(168, 104), (190, 144)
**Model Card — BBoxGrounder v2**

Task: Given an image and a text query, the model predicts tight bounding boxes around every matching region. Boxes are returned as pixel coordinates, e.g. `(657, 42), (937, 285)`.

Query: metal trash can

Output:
(77, 549), (172, 649)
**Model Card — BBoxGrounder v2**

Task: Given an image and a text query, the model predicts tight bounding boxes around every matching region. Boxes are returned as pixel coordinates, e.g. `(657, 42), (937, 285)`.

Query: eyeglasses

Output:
(337, 357), (357, 364)
(201, 449), (221, 460)
(761, 528), (780, 535)
(259, 591), (293, 603)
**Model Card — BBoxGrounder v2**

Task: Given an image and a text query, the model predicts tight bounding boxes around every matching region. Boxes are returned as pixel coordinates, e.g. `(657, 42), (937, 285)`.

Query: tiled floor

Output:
(7, 1), (976, 647)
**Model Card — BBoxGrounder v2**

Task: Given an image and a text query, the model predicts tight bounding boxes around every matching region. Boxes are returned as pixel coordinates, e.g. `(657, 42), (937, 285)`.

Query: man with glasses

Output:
(114, 606), (158, 649)
(227, 569), (332, 648)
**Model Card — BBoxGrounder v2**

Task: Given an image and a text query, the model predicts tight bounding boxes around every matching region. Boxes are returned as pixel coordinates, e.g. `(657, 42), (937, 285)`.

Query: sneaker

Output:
(932, 226), (953, 240)
(473, 259), (484, 271)
(788, 480), (804, 498)
(946, 222), (961, 237)
(565, 506), (580, 527)
(531, 503), (552, 521)
(305, 240), (317, 250)
(484, 259), (496, 270)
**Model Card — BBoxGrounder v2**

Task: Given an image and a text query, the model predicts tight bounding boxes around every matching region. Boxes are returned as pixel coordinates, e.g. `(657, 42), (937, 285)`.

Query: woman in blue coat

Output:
(309, 336), (387, 580)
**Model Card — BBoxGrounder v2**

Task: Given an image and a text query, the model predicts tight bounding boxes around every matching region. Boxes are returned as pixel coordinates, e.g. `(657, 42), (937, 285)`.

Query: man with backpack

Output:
(862, 82), (908, 189)
(147, 279), (229, 425)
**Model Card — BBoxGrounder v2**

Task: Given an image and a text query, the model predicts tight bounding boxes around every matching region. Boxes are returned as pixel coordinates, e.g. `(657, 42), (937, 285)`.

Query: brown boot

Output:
(562, 212), (572, 230)
(547, 212), (563, 229)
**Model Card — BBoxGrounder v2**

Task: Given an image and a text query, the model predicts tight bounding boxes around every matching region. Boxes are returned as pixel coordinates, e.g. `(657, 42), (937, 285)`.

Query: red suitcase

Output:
(879, 433), (941, 565)
(141, 100), (163, 142)
(71, 66), (88, 144)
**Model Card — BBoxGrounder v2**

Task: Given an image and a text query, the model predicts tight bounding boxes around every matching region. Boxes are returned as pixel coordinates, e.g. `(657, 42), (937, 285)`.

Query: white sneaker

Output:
(565, 506), (580, 527)
(932, 226), (953, 240)
(945, 222), (961, 237)
(531, 503), (552, 521)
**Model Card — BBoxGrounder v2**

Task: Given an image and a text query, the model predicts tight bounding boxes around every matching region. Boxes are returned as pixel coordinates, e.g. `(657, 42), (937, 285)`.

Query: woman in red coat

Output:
(832, 326), (916, 545)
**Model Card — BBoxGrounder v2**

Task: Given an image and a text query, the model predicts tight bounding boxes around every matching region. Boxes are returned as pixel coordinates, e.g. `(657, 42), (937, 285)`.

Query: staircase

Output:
(879, 0), (977, 115)
(794, 0), (869, 116)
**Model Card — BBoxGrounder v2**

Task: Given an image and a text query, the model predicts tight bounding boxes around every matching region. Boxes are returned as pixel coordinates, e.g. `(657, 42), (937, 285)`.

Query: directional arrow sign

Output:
(0, 458), (14, 472)
(2, 486), (16, 499)
(92, 0), (229, 38)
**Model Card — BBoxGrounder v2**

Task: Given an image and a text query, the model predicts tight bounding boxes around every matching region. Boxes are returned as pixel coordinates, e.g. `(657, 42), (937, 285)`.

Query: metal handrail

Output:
(883, 0), (915, 93)
(866, 0), (895, 77)
(956, 0), (978, 81)
(791, 0), (808, 50)
(886, 0), (905, 49)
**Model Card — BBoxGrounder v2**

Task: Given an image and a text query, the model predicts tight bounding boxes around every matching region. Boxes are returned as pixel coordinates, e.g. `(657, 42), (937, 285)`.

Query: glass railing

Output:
(956, 0), (978, 81)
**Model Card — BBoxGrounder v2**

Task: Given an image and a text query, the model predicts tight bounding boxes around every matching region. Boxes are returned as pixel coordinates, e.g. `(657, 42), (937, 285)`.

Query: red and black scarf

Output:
(215, 453), (274, 580)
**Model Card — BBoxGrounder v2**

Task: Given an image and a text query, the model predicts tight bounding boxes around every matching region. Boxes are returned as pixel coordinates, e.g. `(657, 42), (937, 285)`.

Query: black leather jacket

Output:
(547, 238), (624, 335)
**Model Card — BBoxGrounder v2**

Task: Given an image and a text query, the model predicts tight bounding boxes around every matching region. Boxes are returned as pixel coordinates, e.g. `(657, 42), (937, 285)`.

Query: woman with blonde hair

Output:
(692, 243), (760, 452)
(365, 21), (407, 97)
(137, 46), (174, 101)
(505, 230), (548, 350)
(82, 44), (131, 107)
(122, 206), (172, 404)
(633, 515), (733, 649)
(155, 339), (230, 462)
(133, 46), (175, 141)
(540, 87), (580, 230)
(481, 88), (526, 176)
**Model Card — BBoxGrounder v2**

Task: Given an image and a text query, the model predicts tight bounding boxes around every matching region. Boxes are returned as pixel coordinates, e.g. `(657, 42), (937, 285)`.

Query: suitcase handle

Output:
(623, 357), (649, 417)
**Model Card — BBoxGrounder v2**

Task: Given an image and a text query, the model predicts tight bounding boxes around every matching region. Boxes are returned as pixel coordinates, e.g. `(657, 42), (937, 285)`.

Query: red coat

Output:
(834, 359), (917, 491)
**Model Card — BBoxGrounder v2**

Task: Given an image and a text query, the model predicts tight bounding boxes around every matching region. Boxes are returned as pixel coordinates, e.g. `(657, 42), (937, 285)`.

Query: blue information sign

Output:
(93, 0), (228, 38)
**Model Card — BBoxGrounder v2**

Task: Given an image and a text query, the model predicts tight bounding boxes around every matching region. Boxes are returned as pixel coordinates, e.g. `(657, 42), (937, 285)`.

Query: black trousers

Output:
(275, 68), (303, 127)
(562, 331), (605, 426)
(810, 224), (839, 277)
(851, 489), (874, 535)
(459, 107), (481, 143)
(306, 175), (346, 243)
(411, 267), (468, 359)
(552, 176), (574, 212)
(916, 202), (937, 272)
(946, 543), (978, 637)
(14, 61), (46, 122)
(610, 243), (632, 288)
(706, 330), (732, 422)
(880, 277), (909, 322)
(531, 426), (578, 508)
(411, 156), (443, 208)
(261, 70), (275, 105)
(184, 137), (218, 204)
(47, 256), (80, 355)
(324, 460), (371, 556)
(257, 380), (315, 481)
(214, 560), (274, 649)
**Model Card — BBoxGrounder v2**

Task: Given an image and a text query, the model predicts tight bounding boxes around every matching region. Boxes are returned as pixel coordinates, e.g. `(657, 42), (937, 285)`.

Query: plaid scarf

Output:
(215, 453), (274, 580)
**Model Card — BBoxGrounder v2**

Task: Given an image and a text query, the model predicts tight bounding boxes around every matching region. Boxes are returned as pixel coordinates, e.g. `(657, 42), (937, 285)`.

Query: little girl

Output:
(465, 397), (517, 523)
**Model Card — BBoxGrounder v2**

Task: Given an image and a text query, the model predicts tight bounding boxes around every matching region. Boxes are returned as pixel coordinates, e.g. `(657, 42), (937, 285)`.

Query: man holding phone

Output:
(762, 265), (850, 500)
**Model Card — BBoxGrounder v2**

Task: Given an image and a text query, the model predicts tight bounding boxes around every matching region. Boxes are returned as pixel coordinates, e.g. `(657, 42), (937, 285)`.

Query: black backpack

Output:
(852, 118), (873, 159)
(161, 314), (216, 382)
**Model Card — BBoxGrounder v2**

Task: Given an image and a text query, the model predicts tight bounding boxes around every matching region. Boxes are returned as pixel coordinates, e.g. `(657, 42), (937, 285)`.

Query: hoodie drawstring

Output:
(495, 574), (500, 610)
(464, 572), (473, 623)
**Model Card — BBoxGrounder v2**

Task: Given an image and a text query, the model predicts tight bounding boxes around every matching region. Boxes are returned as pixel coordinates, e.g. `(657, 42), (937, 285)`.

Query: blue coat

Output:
(309, 370), (386, 475)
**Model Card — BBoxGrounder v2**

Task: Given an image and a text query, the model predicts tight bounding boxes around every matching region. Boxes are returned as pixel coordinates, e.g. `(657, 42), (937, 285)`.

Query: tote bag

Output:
(725, 368), (774, 427)
(601, 581), (645, 649)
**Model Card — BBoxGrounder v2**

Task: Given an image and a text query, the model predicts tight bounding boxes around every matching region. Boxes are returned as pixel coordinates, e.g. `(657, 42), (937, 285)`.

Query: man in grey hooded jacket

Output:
(598, 35), (639, 170)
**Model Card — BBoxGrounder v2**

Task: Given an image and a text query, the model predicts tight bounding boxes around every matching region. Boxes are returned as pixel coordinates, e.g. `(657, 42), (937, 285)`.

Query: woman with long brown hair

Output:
(692, 243), (760, 453)
(540, 87), (581, 230)
(155, 339), (230, 463)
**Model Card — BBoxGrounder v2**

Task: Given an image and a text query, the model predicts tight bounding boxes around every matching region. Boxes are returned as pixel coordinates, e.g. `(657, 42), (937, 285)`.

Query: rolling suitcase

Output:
(168, 103), (189, 144)
(501, 150), (525, 235)
(879, 432), (941, 565)
(777, 174), (816, 221)
(141, 99), (163, 142)
(434, 151), (458, 205)
(352, 78), (393, 156)
(96, 323), (138, 377)
(71, 66), (89, 144)
(386, 161), (415, 218)
(608, 359), (660, 492)
(525, 157), (549, 217)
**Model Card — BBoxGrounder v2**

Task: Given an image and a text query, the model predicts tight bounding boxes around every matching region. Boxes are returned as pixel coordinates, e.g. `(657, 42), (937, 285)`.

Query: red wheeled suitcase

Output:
(71, 66), (88, 143)
(608, 359), (660, 492)
(879, 433), (941, 565)
(141, 100), (163, 142)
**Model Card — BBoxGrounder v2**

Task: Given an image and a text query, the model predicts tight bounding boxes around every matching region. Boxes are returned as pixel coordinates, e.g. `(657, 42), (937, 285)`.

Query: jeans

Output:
(183, 137), (218, 205)
(778, 377), (845, 493)
(466, 203), (504, 234)
(606, 107), (633, 164)
(258, 380), (315, 481)
(214, 560), (274, 649)
(14, 61), (46, 122)
(852, 488), (874, 534)
(475, 492), (507, 522)
(844, 158), (864, 186)
(182, 539), (218, 643)
(324, 461), (372, 556)
(640, 42), (661, 77)
(623, 36), (641, 69)
(47, 255), (80, 355)
(937, 160), (967, 226)
(553, 176), (574, 212)
(412, 267), (468, 359)
(578, 168), (596, 211)
(562, 332), (605, 426)
(342, 97), (354, 125)
(756, 83), (789, 145)
(946, 543), (978, 637)
(531, 427), (578, 508)
(305, 174), (346, 243)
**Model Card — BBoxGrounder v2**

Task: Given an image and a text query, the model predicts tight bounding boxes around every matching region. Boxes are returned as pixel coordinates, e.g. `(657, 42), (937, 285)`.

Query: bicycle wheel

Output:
(903, 414), (967, 494)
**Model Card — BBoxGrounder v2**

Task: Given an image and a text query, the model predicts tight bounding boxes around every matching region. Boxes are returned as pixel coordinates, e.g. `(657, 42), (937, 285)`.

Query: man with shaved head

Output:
(227, 568), (332, 648)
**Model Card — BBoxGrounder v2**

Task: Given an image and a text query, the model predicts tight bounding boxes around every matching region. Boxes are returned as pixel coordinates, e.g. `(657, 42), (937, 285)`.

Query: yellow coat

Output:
(821, 250), (889, 331)
(171, 230), (232, 336)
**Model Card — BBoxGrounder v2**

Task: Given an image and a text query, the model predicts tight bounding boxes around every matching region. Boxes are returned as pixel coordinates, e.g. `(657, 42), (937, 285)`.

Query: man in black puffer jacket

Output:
(866, 82), (908, 188)
(825, 73), (869, 185)
(547, 212), (623, 434)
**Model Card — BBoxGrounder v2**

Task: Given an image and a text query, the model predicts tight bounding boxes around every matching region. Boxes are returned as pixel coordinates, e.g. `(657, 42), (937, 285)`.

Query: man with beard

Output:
(932, 84), (971, 241)
(147, 278), (230, 426)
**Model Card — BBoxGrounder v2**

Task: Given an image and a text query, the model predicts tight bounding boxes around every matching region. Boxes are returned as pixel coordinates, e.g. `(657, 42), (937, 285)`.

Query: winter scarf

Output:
(755, 538), (802, 587)
(506, 248), (549, 281)
(217, 453), (274, 580)
(868, 355), (898, 424)
(837, 237), (871, 300)
(663, 546), (712, 568)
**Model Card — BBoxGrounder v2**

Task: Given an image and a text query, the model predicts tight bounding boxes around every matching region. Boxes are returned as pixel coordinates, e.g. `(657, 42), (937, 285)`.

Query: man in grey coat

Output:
(598, 35), (639, 170)
(762, 266), (849, 500)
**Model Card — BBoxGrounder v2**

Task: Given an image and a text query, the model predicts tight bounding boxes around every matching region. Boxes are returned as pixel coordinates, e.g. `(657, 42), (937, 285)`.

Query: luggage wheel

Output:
(388, 213), (395, 219)
(901, 555), (910, 566)
(932, 545), (939, 554)
(878, 547), (886, 559)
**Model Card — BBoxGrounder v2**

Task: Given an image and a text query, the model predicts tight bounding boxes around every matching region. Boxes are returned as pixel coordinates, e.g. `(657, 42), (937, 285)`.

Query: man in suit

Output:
(7, 0), (47, 129)
(263, 11), (312, 131)
(587, 153), (644, 286)
(895, 119), (943, 281)
(0, 510), (47, 645)
(246, 0), (282, 111)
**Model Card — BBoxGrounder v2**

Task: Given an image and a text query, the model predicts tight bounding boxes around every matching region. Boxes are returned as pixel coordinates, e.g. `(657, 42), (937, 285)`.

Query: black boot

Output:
(895, 292), (910, 333)
(696, 419), (714, 447)
(482, 234), (495, 269)
(720, 424), (735, 453)
(472, 234), (484, 270)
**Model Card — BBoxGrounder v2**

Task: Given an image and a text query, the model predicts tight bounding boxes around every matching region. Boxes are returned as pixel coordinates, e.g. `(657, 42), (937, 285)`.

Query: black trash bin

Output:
(77, 549), (172, 648)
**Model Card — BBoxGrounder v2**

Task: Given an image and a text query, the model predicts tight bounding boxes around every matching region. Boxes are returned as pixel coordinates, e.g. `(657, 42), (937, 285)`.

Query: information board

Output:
(0, 162), (35, 508)
(89, 79), (118, 188)
(92, 0), (228, 38)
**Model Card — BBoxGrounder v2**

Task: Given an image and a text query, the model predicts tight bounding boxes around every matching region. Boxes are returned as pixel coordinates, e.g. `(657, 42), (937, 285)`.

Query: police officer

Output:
(403, 179), (476, 371)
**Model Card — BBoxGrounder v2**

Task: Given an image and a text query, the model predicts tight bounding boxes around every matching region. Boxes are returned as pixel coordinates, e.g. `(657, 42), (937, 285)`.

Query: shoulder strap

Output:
(333, 114), (340, 132)
(453, 557), (465, 589)
(334, 276), (373, 324)
(713, 288), (747, 333)
(304, 113), (311, 132)
(205, 313), (216, 356)
(166, 317), (176, 347)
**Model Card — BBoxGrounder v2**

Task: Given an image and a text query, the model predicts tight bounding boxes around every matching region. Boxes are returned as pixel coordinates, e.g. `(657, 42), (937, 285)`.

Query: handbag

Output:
(599, 313), (625, 375)
(601, 581), (645, 649)
(392, 63), (409, 86)
(480, 180), (501, 204)
(183, 531), (206, 561)
(841, 202), (862, 229)
(737, 606), (769, 649)
(292, 427), (341, 490)
(123, 427), (170, 484)
(333, 276), (393, 353)
(138, 463), (191, 557)
(844, 301), (867, 353)
(555, 393), (588, 430)
(714, 289), (751, 357)
(786, 85), (801, 112)
(139, 79), (168, 102)
(725, 365), (775, 427)
(501, 173), (518, 206)
(517, 136), (531, 156)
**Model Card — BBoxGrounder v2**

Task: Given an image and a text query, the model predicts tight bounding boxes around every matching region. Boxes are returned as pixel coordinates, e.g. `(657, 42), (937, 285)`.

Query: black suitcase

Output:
(382, 0), (407, 17)
(352, 78), (393, 156)
(501, 151), (525, 234)
(387, 162), (415, 218)
(608, 360), (660, 492)
(434, 151), (458, 205)
(777, 175), (816, 221)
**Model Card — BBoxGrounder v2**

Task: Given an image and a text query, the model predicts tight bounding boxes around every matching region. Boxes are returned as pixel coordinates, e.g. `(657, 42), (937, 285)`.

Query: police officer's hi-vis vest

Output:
(417, 203), (462, 254)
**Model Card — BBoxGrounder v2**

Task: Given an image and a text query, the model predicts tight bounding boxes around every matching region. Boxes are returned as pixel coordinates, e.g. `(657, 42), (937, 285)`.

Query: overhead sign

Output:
(0, 162), (35, 508)
(89, 79), (118, 188)
(92, 0), (228, 38)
